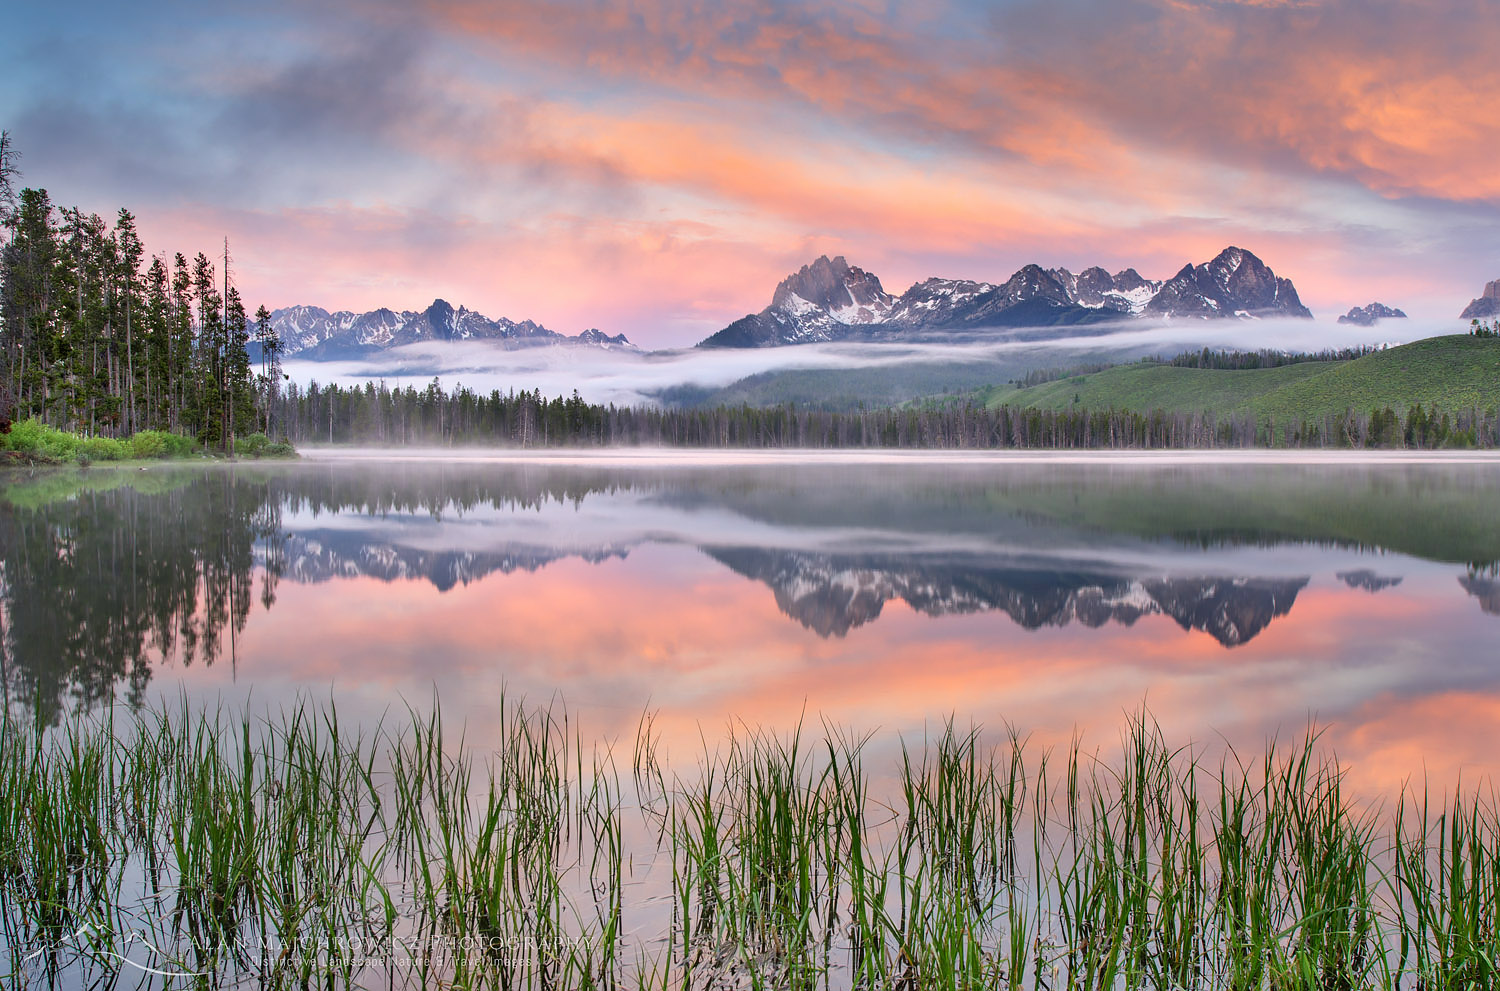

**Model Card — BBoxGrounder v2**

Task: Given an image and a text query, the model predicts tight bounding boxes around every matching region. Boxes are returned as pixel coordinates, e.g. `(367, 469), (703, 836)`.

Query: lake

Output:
(3, 450), (1499, 987)
(5, 450), (1498, 787)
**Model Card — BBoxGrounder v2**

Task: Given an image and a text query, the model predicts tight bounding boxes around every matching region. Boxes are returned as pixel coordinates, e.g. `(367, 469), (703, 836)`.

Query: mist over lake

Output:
(280, 316), (1447, 409)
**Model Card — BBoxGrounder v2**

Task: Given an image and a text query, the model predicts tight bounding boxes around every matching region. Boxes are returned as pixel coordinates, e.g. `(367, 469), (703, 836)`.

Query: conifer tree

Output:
(0, 137), (269, 445)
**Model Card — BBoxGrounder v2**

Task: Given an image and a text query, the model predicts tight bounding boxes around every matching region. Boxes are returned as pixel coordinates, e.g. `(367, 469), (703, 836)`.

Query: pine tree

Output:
(253, 304), (282, 435)
(0, 130), (18, 223)
(115, 209), (143, 433)
(2, 188), (59, 419)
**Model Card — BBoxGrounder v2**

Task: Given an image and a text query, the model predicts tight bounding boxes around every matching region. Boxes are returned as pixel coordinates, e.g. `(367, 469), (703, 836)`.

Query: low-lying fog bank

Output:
(282, 316), (1466, 408)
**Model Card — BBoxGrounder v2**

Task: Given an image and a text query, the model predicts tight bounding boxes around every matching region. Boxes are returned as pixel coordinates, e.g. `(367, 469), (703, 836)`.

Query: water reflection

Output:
(1, 459), (1497, 734)
(0, 473), (275, 722)
(1459, 570), (1500, 615)
(703, 547), (1307, 643)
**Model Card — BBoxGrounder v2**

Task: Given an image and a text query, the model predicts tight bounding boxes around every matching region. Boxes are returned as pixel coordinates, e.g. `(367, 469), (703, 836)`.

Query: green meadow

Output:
(984, 336), (1500, 424)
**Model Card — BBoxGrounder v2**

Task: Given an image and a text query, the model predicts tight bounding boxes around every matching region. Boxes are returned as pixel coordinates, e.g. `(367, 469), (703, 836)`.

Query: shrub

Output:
(234, 432), (296, 458)
(2, 419), (63, 456)
(0, 421), (222, 463)
(161, 432), (197, 457)
(0, 420), (199, 462)
(79, 436), (128, 461)
(129, 430), (195, 459)
(130, 431), (167, 459)
(235, 432), (270, 457)
(2, 420), (84, 460)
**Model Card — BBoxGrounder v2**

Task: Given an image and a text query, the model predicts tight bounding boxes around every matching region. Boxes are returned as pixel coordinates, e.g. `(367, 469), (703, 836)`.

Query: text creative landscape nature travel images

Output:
(3, 0), (1500, 987)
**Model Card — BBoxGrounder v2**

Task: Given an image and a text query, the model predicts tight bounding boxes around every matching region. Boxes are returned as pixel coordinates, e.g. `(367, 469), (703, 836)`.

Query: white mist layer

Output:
(282, 317), (1471, 407)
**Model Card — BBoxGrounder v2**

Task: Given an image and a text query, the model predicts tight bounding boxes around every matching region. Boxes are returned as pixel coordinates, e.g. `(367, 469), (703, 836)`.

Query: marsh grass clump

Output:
(2, 698), (1499, 989)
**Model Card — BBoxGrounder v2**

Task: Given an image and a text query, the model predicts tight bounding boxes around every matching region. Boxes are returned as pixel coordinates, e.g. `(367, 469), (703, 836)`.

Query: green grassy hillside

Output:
(981, 361), (1329, 412)
(986, 336), (1500, 421)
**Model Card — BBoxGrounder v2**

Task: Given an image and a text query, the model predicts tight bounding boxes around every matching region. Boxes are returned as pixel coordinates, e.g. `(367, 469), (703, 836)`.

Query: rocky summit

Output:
(699, 246), (1313, 347)
(267, 299), (634, 359)
(1460, 279), (1500, 319)
(1142, 247), (1312, 321)
(702, 256), (895, 347)
(1338, 302), (1408, 326)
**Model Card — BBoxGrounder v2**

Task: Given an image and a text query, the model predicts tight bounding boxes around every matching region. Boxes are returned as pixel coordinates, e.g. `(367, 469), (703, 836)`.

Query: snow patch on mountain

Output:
(701, 247), (1311, 348)
(267, 299), (635, 358)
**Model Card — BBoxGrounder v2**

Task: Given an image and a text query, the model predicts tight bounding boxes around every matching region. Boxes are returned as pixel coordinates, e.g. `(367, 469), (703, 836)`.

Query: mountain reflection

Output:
(705, 548), (1306, 644)
(1460, 568), (1500, 616)
(3, 460), (1497, 721)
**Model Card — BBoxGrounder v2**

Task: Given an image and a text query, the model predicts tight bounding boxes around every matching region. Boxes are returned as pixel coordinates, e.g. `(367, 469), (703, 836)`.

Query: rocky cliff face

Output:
(1142, 247), (1312, 320)
(1337, 303), (1407, 326)
(702, 256), (894, 346)
(1460, 280), (1500, 319)
(701, 246), (1312, 347)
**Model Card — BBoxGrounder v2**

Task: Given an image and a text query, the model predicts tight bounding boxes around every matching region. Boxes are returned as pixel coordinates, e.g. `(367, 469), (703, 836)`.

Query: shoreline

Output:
(292, 445), (1500, 467)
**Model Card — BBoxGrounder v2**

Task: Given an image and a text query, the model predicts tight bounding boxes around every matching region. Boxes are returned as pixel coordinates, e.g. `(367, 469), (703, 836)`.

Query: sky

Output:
(3, 0), (1498, 348)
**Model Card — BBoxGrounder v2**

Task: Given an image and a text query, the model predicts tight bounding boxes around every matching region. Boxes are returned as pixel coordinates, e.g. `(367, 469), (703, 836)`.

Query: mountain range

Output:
(699, 246), (1313, 348)
(267, 298), (633, 359)
(265, 256), (1492, 360)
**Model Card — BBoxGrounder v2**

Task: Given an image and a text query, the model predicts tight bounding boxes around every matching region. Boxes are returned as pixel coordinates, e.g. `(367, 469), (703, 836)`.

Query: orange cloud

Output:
(18, 0), (1500, 336)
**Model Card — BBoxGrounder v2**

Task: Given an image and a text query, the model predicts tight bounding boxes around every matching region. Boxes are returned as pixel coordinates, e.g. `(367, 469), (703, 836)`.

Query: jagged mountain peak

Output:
(700, 245), (1310, 347)
(576, 327), (633, 347)
(266, 299), (633, 358)
(1144, 246), (1312, 320)
(1338, 302), (1407, 326)
(770, 254), (892, 322)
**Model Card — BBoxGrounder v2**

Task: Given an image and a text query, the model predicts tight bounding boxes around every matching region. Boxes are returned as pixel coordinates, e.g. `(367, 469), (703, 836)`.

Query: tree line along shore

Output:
(6, 339), (1497, 460)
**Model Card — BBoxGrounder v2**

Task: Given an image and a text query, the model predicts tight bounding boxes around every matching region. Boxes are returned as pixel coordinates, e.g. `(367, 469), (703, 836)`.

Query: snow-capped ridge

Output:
(701, 245), (1309, 347)
(267, 299), (635, 358)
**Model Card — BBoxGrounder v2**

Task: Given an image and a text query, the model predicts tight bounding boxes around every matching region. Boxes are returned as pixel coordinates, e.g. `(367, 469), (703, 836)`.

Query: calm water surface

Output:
(4, 451), (1498, 793)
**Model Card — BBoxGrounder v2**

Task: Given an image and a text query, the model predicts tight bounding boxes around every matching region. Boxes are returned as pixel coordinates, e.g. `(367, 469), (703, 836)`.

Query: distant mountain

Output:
(1338, 303), (1407, 326)
(1142, 248), (1311, 321)
(700, 256), (899, 347)
(268, 299), (633, 358)
(1460, 280), (1500, 319)
(699, 247), (1312, 348)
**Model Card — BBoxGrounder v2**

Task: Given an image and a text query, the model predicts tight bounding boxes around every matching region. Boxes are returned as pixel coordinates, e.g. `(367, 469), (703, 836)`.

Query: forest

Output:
(272, 378), (1500, 450)
(0, 132), (281, 449)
